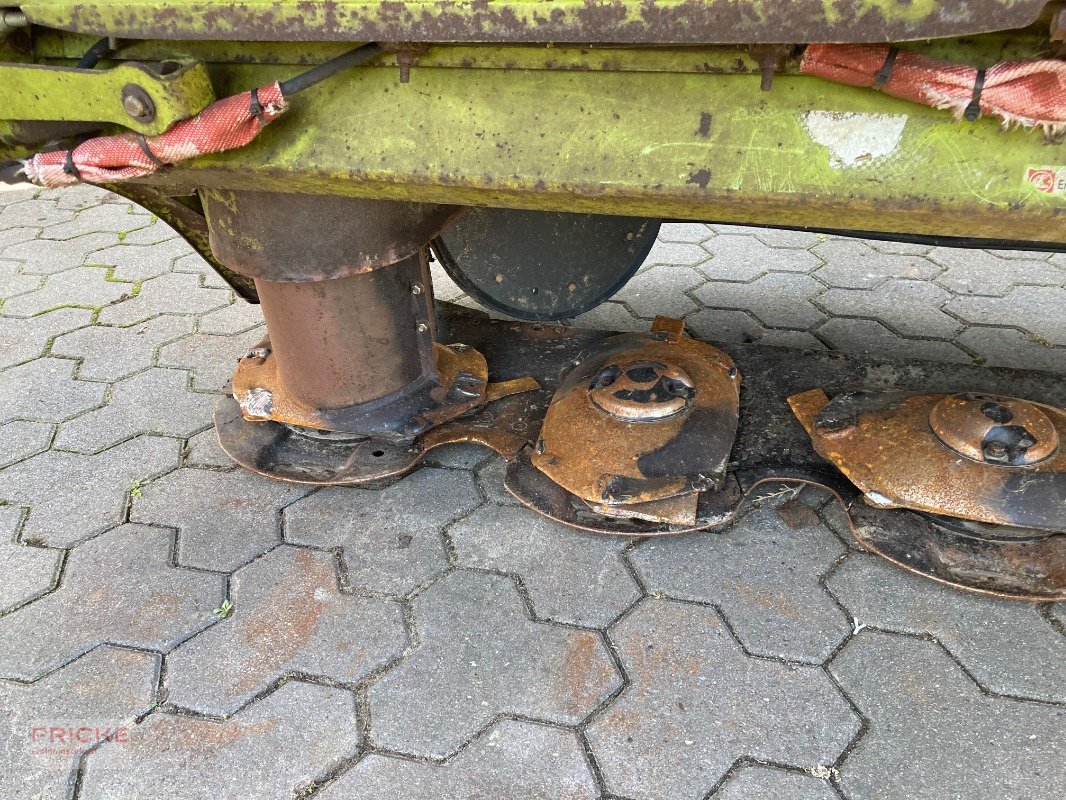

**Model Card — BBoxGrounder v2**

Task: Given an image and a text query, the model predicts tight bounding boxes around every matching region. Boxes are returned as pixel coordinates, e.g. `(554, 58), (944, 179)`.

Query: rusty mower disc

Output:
(789, 387), (1066, 599)
(506, 318), (744, 533)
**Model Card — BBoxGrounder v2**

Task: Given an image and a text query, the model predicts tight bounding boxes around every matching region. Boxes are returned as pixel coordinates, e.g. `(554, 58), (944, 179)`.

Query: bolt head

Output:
(123, 94), (146, 118)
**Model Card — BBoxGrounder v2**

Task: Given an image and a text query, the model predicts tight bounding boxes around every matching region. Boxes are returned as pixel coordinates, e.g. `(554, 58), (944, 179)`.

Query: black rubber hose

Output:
(278, 43), (385, 96)
(77, 37), (115, 69)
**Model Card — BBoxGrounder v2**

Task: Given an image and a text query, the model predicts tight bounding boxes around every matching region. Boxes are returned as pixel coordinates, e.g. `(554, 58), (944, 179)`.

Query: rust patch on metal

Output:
(789, 388), (1066, 532)
(233, 340), (488, 433)
(202, 189), (464, 282)
(30, 1), (1052, 44)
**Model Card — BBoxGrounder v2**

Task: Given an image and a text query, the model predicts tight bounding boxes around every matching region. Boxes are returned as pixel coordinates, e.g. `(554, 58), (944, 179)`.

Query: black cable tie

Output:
(872, 46), (899, 91)
(135, 134), (165, 167)
(248, 88), (267, 124)
(964, 68), (986, 122)
(62, 148), (81, 180)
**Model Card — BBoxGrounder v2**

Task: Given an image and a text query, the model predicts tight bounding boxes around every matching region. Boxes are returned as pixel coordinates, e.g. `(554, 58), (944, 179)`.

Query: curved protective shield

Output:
(433, 209), (660, 321)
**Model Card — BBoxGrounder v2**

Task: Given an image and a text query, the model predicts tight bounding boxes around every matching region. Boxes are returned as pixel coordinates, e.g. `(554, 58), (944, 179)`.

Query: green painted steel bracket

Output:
(0, 59), (214, 135)
(138, 61), (1064, 245)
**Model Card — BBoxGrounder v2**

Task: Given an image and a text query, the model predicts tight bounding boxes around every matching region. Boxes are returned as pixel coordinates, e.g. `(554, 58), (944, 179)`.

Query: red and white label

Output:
(1025, 167), (1066, 195)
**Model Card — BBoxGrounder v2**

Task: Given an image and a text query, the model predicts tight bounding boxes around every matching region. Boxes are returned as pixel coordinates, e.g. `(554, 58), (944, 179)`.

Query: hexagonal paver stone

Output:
(6, 234), (120, 275)
(285, 468), (482, 596)
(828, 554), (1066, 703)
(814, 318), (970, 363)
(196, 299), (263, 335)
(0, 197), (75, 231)
(450, 504), (641, 628)
(0, 420), (53, 468)
(367, 570), (622, 758)
(945, 286), (1066, 346)
(475, 457), (516, 506)
(79, 681), (360, 799)
(830, 631), (1066, 800)
(0, 646), (157, 800)
(570, 299), (645, 332)
(0, 505), (60, 613)
(0, 357), (104, 425)
(0, 257), (41, 299)
(96, 272), (230, 326)
(54, 368), (213, 454)
(816, 280), (963, 339)
(929, 247), (1063, 296)
(710, 765), (838, 800)
(42, 203), (150, 241)
(695, 273), (827, 330)
(701, 235), (821, 281)
(955, 327), (1066, 373)
(319, 719), (597, 800)
(643, 239), (711, 267)
(157, 329), (265, 392)
(182, 427), (233, 468)
(0, 265), (135, 316)
(685, 309), (823, 351)
(631, 504), (850, 663)
(166, 545), (406, 716)
(0, 307), (92, 370)
(84, 238), (191, 282)
(658, 222), (713, 244)
(615, 265), (704, 318)
(132, 466), (307, 571)
(51, 315), (194, 381)
(0, 435), (180, 548)
(172, 251), (232, 290)
(811, 239), (939, 288)
(586, 599), (860, 800)
(0, 524), (222, 680)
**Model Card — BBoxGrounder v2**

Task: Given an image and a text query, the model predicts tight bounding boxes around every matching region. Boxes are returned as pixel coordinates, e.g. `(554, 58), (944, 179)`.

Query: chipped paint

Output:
(804, 111), (908, 169)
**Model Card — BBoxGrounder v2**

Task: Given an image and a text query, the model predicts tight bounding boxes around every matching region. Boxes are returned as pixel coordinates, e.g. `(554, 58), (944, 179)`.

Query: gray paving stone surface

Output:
(319, 719), (598, 800)
(367, 570), (622, 758)
(0, 506), (60, 613)
(53, 368), (213, 454)
(451, 504), (641, 628)
(131, 466), (308, 571)
(0, 524), (221, 680)
(0, 266), (135, 317)
(50, 315), (194, 382)
(631, 504), (851, 664)
(587, 598), (860, 800)
(0, 435), (180, 547)
(166, 545), (406, 716)
(710, 765), (839, 800)
(79, 681), (360, 799)
(0, 421), (54, 469)
(0, 647), (158, 800)
(0, 358), (104, 424)
(1, 186), (1064, 799)
(0, 307), (91, 370)
(831, 632), (1065, 800)
(285, 468), (482, 596)
(828, 554), (1066, 703)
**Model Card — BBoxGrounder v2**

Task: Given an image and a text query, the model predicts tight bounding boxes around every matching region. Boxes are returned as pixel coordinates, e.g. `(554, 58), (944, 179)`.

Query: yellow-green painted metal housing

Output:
(1, 12), (1064, 245)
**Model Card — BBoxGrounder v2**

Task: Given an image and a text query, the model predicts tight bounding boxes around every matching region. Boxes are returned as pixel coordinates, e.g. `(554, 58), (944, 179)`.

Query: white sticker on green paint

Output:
(803, 111), (908, 169)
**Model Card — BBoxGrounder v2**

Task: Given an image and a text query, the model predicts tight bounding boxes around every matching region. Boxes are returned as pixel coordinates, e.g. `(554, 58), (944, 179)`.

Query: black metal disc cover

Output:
(432, 208), (660, 321)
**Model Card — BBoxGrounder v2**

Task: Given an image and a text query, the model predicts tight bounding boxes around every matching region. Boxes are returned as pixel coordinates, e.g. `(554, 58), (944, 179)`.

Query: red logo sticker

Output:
(1026, 167), (1065, 195)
